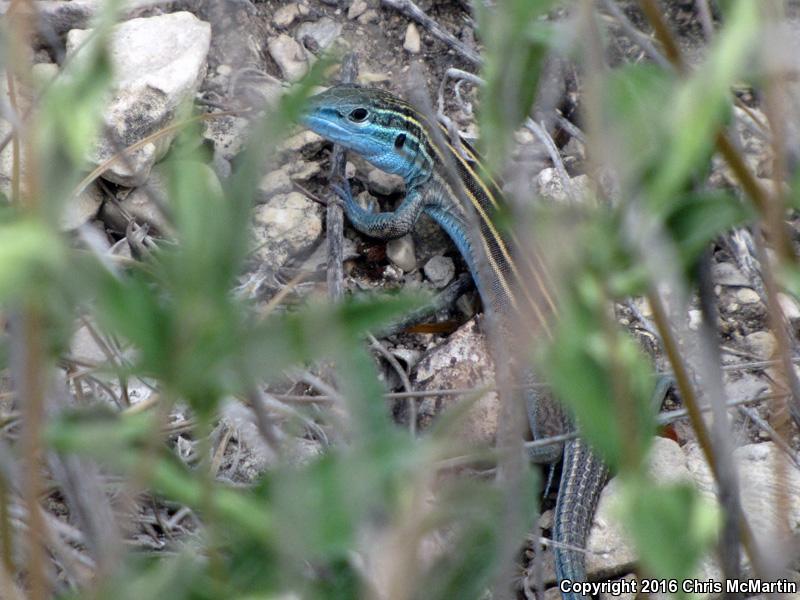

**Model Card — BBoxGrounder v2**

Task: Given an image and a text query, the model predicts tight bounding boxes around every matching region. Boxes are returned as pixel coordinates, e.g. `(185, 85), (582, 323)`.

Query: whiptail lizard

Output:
(301, 83), (605, 599)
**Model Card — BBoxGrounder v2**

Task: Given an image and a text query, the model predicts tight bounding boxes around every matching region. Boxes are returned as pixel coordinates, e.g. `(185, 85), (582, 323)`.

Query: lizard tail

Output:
(553, 438), (609, 599)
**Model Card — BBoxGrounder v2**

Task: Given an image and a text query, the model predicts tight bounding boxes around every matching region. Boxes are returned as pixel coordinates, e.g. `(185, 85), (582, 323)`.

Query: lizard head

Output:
(302, 84), (431, 180)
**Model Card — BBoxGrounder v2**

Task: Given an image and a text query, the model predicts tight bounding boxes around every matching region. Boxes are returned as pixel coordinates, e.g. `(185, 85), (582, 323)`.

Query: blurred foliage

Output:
(0, 0), (791, 597)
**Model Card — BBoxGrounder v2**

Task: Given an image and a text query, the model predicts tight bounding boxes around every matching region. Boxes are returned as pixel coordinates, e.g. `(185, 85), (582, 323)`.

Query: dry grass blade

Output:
(70, 109), (246, 200)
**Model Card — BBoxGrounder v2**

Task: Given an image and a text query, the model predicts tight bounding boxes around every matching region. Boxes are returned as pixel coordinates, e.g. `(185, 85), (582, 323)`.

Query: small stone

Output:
(778, 293), (800, 321)
(412, 319), (497, 445)
(286, 160), (321, 182)
(536, 167), (567, 202)
(252, 192), (323, 268)
(273, 3), (301, 27)
(31, 63), (58, 90)
(296, 17), (342, 51)
(514, 129), (535, 145)
(391, 347), (422, 370)
(345, 161), (357, 179)
(711, 262), (749, 286)
(686, 441), (800, 562)
(386, 234), (417, 272)
(61, 182), (104, 231)
(281, 130), (324, 154)
(633, 297), (652, 318)
(367, 169), (404, 195)
(736, 288), (761, 304)
(258, 168), (293, 202)
(267, 34), (308, 80)
(423, 255), (455, 288)
(344, 191), (370, 214)
(744, 331), (777, 359)
(383, 263), (404, 281)
(357, 9), (379, 24)
(66, 12), (211, 186)
(299, 235), (358, 273)
(587, 438), (692, 578)
(537, 509), (554, 530)
(203, 115), (251, 161)
(403, 23), (421, 53)
(688, 309), (702, 331)
(347, 0), (368, 19)
(216, 64), (232, 76)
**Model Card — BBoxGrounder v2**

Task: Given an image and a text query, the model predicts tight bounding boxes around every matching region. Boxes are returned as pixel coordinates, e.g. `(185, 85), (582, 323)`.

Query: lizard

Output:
(301, 83), (605, 599)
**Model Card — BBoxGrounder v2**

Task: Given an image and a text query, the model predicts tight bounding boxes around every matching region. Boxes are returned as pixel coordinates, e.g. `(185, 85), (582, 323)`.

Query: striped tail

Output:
(553, 438), (609, 599)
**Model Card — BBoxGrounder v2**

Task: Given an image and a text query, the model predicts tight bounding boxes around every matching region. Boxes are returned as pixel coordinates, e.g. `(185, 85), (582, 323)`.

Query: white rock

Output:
(686, 441), (800, 551)
(347, 0), (368, 19)
(367, 168), (404, 195)
(412, 319), (498, 446)
(423, 255), (455, 288)
(258, 168), (293, 202)
(744, 330), (777, 359)
(31, 62), (58, 89)
(588, 438), (800, 584)
(587, 437), (693, 578)
(403, 23), (421, 53)
(536, 168), (591, 203)
(281, 130), (324, 154)
(203, 115), (251, 162)
(66, 12), (211, 187)
(736, 288), (761, 304)
(711, 262), (749, 287)
(273, 3), (301, 27)
(688, 309), (703, 331)
(296, 17), (342, 51)
(268, 34), (308, 81)
(386, 234), (416, 272)
(357, 9), (379, 24)
(285, 160), (321, 182)
(252, 191), (322, 267)
(60, 182), (104, 231)
(119, 165), (176, 235)
(778, 293), (800, 321)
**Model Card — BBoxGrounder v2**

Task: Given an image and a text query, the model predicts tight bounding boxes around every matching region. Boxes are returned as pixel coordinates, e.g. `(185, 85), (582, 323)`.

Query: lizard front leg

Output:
(332, 176), (426, 240)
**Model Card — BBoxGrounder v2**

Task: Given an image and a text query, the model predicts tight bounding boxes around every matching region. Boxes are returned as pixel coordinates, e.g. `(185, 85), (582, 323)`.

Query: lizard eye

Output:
(348, 108), (369, 123)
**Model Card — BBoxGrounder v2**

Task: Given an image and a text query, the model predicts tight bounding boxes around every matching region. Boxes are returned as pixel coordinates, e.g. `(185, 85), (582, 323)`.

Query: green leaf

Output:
(476, 0), (558, 173)
(47, 408), (273, 540)
(0, 219), (64, 301)
(666, 191), (754, 268)
(647, 0), (759, 211)
(543, 247), (657, 471)
(620, 476), (720, 584)
(602, 65), (676, 187)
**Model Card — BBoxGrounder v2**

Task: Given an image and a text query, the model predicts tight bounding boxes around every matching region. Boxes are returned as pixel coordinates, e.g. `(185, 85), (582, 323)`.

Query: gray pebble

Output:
(423, 255), (455, 288)
(386, 234), (417, 272)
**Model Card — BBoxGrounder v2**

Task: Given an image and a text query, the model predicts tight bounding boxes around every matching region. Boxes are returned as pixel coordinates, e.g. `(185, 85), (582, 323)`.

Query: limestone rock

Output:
(423, 255), (455, 288)
(403, 23), (421, 53)
(586, 437), (693, 578)
(296, 17), (342, 52)
(411, 319), (498, 446)
(268, 34), (308, 81)
(60, 182), (104, 231)
(367, 168), (404, 195)
(386, 235), (416, 272)
(252, 191), (323, 268)
(66, 12), (211, 187)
